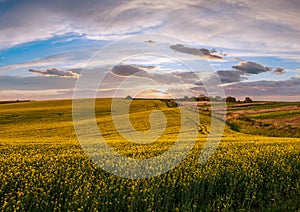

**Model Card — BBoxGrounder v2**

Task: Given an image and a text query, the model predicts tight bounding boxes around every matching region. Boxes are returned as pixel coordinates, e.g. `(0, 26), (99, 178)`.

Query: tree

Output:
(183, 96), (189, 101)
(213, 96), (223, 102)
(244, 97), (253, 103)
(124, 95), (132, 100)
(196, 94), (210, 101)
(226, 96), (236, 102)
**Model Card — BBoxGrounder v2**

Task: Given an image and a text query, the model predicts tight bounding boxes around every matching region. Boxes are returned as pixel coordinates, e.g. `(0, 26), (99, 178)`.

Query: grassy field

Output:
(0, 99), (299, 211)
(225, 102), (300, 138)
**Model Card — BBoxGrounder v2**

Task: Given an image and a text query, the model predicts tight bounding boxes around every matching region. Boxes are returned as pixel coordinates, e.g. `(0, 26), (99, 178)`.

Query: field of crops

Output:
(0, 99), (299, 211)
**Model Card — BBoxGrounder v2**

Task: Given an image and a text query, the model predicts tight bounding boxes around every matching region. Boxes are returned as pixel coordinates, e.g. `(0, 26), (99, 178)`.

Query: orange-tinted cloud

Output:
(170, 44), (223, 60)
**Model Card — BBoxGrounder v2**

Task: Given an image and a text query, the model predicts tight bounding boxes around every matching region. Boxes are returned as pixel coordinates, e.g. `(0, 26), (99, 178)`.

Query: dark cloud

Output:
(271, 67), (286, 75)
(232, 61), (270, 74)
(29, 68), (79, 78)
(111, 64), (180, 84)
(170, 44), (223, 60)
(232, 61), (286, 75)
(194, 81), (204, 86)
(111, 64), (147, 77)
(217, 70), (247, 83)
(144, 40), (155, 46)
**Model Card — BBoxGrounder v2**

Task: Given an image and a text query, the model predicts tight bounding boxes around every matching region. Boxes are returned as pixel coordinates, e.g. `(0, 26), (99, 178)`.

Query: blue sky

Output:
(0, 0), (300, 101)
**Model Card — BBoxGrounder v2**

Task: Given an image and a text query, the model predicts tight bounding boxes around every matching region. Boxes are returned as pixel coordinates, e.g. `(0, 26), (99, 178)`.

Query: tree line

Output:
(182, 95), (253, 103)
(125, 95), (253, 103)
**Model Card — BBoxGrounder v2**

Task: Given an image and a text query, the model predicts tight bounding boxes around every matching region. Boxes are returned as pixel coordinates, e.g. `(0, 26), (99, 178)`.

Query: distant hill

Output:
(0, 100), (31, 104)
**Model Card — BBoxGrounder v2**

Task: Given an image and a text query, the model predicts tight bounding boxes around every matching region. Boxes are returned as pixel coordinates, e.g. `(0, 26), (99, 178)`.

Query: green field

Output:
(0, 99), (299, 211)
(225, 102), (300, 138)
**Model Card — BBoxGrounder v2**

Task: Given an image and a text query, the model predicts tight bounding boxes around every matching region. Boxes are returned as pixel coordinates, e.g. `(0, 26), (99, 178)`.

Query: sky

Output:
(0, 0), (300, 101)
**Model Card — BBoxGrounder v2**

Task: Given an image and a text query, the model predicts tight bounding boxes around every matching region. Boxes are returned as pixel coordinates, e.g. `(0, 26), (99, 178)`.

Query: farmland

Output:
(226, 102), (300, 138)
(0, 99), (299, 211)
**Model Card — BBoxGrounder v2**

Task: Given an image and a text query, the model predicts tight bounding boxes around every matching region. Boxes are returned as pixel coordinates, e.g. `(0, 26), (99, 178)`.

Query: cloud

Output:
(224, 77), (300, 98)
(144, 40), (155, 46)
(0, 51), (92, 73)
(271, 67), (286, 75)
(232, 57), (243, 61)
(232, 61), (270, 74)
(172, 69), (247, 86)
(0, 0), (164, 49)
(173, 69), (248, 86)
(0, 0), (298, 103)
(1, 64), (299, 101)
(170, 44), (223, 60)
(111, 64), (146, 77)
(0, 55), (67, 73)
(138, 65), (156, 70)
(173, 72), (199, 84)
(28, 68), (80, 78)
(135, 89), (170, 98)
(111, 64), (157, 77)
(0, 68), (116, 92)
(232, 61), (286, 75)
(1, 0), (300, 62)
(0, 75), (77, 90)
(217, 70), (247, 83)
(111, 64), (180, 84)
(295, 70), (300, 78)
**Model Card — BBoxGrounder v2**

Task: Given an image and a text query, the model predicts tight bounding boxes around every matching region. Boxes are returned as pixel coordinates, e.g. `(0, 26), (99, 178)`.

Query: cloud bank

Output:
(1, 0), (300, 59)
(29, 68), (80, 78)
